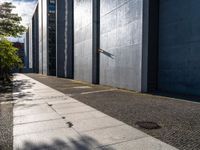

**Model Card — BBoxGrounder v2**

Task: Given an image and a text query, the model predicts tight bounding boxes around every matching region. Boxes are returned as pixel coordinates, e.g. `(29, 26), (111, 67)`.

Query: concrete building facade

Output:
(26, 0), (200, 97)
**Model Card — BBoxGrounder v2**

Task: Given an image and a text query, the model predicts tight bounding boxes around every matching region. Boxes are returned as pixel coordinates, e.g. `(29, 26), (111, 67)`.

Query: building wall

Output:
(74, 0), (93, 82)
(158, 0), (200, 96)
(33, 0), (200, 96)
(99, 0), (144, 91)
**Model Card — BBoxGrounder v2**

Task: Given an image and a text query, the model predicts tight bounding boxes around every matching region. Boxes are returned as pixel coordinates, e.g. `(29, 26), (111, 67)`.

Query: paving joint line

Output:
(78, 123), (125, 133)
(13, 127), (70, 137)
(13, 118), (62, 126)
(96, 135), (149, 149)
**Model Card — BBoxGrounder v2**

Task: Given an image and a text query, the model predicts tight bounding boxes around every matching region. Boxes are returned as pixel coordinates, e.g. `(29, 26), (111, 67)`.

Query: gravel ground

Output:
(0, 81), (13, 150)
(26, 73), (200, 150)
(0, 103), (13, 150)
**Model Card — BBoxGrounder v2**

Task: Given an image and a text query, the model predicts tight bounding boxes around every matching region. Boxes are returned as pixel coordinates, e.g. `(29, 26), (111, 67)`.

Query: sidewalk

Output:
(13, 74), (178, 150)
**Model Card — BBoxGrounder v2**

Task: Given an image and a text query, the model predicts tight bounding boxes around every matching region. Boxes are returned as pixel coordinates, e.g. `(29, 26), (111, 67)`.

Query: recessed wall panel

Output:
(100, 0), (144, 91)
(158, 0), (200, 96)
(74, 0), (93, 82)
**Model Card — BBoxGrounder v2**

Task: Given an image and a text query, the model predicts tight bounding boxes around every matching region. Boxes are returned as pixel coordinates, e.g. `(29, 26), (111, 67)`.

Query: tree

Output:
(0, 2), (26, 81)
(0, 37), (22, 80)
(0, 2), (26, 37)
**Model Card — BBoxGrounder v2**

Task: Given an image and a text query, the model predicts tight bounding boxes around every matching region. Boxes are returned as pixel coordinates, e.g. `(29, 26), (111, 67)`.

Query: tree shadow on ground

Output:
(15, 136), (115, 150)
(0, 78), (35, 102)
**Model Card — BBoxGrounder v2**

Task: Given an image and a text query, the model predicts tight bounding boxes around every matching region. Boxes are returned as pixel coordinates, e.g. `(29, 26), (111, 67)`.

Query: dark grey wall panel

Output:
(147, 0), (159, 91)
(100, 0), (144, 91)
(74, 0), (93, 82)
(64, 0), (74, 78)
(48, 0), (56, 76)
(56, 0), (65, 77)
(55, 0), (72, 77)
(158, 0), (200, 96)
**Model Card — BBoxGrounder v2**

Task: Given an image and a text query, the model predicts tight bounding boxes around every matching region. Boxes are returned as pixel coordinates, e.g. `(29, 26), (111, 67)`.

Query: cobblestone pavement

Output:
(25, 74), (200, 150)
(0, 103), (13, 150)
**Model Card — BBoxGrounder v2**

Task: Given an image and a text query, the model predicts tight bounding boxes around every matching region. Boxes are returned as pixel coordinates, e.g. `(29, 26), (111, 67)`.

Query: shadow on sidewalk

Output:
(16, 136), (115, 150)
(0, 78), (35, 102)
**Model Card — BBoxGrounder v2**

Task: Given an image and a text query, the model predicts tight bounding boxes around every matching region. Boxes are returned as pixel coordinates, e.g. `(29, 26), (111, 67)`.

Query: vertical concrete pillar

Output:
(32, 5), (39, 73)
(42, 0), (48, 75)
(74, 0), (93, 82)
(28, 23), (33, 70)
(38, 0), (43, 74)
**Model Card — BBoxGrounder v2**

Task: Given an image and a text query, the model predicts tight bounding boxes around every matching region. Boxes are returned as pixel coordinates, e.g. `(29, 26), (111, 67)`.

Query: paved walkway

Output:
(12, 74), (178, 150)
(26, 73), (200, 150)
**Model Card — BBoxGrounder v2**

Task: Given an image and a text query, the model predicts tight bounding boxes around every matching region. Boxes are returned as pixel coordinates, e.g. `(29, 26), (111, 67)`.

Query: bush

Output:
(0, 37), (22, 81)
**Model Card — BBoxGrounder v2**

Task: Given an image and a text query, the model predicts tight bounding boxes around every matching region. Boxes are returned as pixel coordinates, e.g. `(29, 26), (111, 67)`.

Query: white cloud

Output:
(1, 0), (37, 27)
(1, 0), (37, 42)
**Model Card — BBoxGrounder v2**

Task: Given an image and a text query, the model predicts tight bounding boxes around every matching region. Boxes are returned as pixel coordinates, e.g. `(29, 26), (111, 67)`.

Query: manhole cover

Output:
(135, 121), (161, 130)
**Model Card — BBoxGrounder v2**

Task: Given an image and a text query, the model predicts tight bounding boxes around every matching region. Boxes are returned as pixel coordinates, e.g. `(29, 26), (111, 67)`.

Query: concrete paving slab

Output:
(14, 98), (55, 105)
(14, 112), (61, 125)
(13, 119), (67, 136)
(13, 103), (46, 111)
(52, 102), (85, 109)
(63, 110), (107, 122)
(47, 98), (78, 105)
(14, 128), (81, 150)
(72, 116), (124, 132)
(101, 137), (178, 150)
(13, 105), (54, 117)
(82, 124), (148, 147)
(55, 105), (95, 115)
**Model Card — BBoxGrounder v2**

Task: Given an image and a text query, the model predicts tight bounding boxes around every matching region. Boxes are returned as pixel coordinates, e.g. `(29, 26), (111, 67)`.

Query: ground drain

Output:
(135, 121), (161, 130)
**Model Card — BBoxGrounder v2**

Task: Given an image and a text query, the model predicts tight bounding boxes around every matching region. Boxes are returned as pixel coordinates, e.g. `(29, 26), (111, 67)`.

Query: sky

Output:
(1, 0), (38, 42)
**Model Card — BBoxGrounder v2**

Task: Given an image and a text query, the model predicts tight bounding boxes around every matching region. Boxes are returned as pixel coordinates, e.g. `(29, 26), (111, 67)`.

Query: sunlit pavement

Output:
(12, 74), (178, 150)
